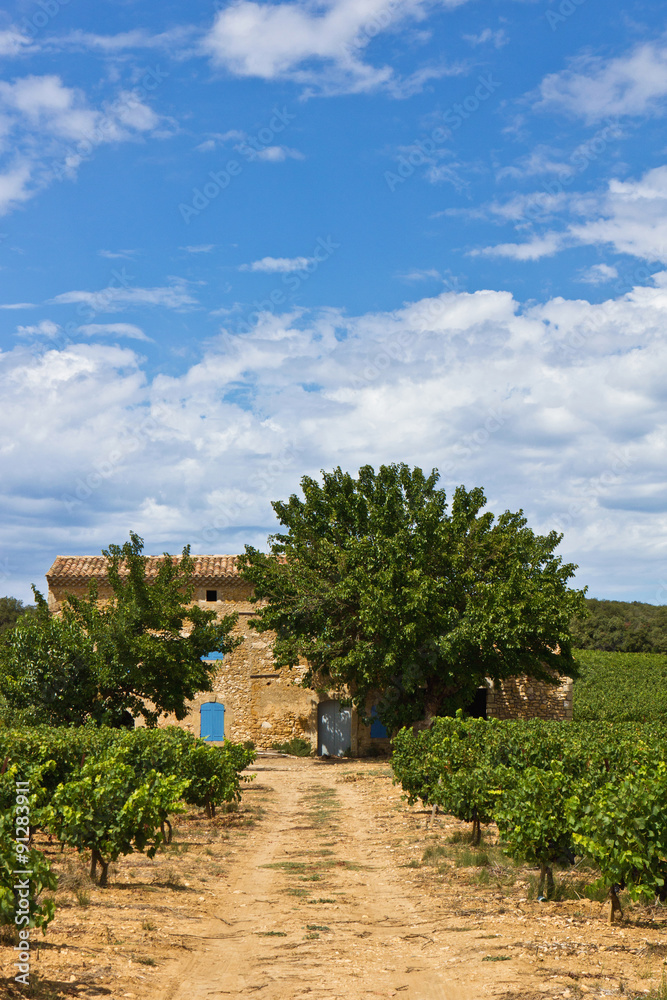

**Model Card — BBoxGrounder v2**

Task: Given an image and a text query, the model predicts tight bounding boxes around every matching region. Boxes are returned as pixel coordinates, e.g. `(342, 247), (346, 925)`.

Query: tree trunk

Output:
(471, 811), (481, 846)
(538, 863), (554, 899)
(98, 858), (109, 888)
(609, 886), (623, 924)
(91, 848), (109, 886)
(160, 818), (172, 844)
(204, 798), (212, 819)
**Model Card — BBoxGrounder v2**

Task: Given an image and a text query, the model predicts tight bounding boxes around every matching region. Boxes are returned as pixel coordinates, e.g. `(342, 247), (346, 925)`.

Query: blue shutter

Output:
(200, 702), (225, 741)
(370, 705), (388, 739)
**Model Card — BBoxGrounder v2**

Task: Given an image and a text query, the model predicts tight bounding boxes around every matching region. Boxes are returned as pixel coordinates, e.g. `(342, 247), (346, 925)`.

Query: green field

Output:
(572, 648), (667, 721)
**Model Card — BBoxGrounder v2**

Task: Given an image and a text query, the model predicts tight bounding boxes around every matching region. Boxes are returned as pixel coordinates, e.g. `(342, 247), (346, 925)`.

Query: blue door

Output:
(200, 702), (225, 741)
(370, 705), (388, 739)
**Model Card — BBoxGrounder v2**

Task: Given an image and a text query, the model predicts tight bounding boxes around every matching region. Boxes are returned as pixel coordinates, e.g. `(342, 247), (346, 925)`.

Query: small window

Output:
(206, 590), (218, 602)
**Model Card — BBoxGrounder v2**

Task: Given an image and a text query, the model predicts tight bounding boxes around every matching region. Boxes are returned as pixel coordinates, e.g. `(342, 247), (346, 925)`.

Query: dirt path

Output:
(155, 756), (465, 1000)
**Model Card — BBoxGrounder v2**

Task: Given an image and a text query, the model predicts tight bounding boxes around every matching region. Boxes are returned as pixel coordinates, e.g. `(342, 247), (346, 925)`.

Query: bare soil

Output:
(2, 755), (667, 1000)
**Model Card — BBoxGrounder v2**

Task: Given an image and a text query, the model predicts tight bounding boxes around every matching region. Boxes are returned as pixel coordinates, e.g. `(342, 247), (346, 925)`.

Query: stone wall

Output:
(46, 562), (574, 748)
(486, 674), (573, 721)
(147, 588), (322, 750)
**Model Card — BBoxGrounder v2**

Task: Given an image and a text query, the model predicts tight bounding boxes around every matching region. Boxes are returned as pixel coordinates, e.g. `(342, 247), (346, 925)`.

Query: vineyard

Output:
(392, 714), (667, 916)
(0, 726), (255, 935)
(573, 649), (667, 721)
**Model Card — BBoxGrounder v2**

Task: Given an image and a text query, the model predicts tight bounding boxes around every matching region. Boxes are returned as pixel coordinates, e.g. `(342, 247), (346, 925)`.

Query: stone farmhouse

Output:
(45, 554), (573, 755)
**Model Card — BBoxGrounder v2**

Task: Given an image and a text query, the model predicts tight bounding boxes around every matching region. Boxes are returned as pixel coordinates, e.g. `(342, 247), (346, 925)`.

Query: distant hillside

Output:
(571, 598), (667, 654)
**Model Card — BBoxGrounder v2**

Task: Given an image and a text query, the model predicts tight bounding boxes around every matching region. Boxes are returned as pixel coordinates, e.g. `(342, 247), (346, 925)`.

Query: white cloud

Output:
(578, 263), (619, 285)
(497, 145), (576, 180)
(0, 30), (33, 57)
(0, 163), (32, 215)
(202, 0), (468, 96)
(195, 131), (305, 162)
(16, 319), (60, 338)
(463, 27), (507, 49)
(239, 256), (313, 273)
(4, 276), (667, 601)
(398, 268), (443, 282)
(51, 27), (197, 53)
(476, 165), (667, 264)
(537, 40), (667, 122)
(0, 302), (35, 309)
(98, 249), (139, 260)
(0, 75), (168, 216)
(254, 145), (304, 162)
(78, 323), (152, 342)
(49, 281), (197, 312)
(180, 244), (216, 253)
(472, 232), (566, 261)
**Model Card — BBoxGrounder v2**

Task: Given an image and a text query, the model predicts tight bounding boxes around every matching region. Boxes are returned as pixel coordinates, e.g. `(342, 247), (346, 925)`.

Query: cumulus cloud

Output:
(201, 0), (468, 96)
(3, 278), (667, 602)
(537, 40), (667, 122)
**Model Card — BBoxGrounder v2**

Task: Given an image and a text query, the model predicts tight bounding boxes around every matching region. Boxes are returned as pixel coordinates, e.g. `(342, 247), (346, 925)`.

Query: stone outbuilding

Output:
(45, 553), (573, 753)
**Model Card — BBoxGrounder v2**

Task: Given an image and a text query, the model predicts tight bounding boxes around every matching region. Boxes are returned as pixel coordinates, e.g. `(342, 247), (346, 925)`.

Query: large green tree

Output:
(0, 533), (240, 727)
(238, 464), (586, 731)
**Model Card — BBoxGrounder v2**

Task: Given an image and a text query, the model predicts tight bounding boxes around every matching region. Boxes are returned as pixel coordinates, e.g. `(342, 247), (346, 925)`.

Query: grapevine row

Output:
(0, 727), (256, 929)
(392, 715), (667, 912)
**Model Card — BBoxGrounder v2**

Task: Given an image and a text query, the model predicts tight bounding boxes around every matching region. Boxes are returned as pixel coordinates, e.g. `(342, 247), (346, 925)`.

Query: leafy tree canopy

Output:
(0, 596), (33, 634)
(0, 533), (240, 727)
(238, 464), (586, 732)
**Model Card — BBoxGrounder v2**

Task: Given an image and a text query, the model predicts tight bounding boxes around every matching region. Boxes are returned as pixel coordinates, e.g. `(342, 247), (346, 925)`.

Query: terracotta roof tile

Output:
(46, 554), (242, 585)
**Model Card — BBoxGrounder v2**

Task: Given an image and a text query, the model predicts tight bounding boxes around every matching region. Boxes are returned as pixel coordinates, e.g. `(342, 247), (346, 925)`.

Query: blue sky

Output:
(1, 0), (667, 604)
